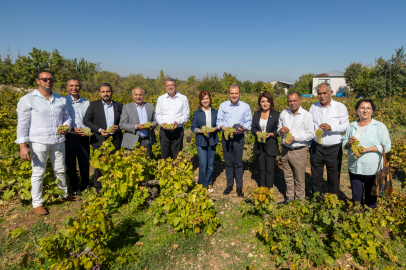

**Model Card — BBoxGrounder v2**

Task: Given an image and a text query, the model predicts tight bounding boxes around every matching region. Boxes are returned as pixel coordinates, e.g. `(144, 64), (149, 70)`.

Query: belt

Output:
(283, 144), (306, 151)
(314, 142), (341, 150)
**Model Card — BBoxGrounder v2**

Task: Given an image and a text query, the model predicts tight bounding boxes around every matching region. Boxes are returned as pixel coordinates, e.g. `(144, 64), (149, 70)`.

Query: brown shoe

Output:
(33, 206), (48, 215)
(63, 195), (82, 202)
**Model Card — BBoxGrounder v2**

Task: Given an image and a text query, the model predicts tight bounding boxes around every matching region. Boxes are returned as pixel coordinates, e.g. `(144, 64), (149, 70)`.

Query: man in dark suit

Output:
(83, 83), (123, 193)
(119, 87), (157, 157)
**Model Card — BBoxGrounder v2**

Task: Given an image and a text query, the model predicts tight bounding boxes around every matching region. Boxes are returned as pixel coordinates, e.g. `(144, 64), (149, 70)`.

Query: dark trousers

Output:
(65, 134), (90, 192)
(257, 147), (276, 188)
(222, 135), (244, 188)
(310, 142), (342, 196)
(160, 127), (184, 160)
(196, 144), (217, 188)
(349, 171), (377, 209)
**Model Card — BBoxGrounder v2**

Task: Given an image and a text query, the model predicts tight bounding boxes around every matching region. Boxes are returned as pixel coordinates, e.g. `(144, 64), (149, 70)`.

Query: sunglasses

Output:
(38, 78), (55, 82)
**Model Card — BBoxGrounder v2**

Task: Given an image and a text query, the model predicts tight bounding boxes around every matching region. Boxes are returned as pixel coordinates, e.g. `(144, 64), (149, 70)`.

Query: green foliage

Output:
(197, 73), (223, 93)
(273, 82), (286, 95)
(240, 187), (275, 216)
(221, 72), (241, 93)
(241, 80), (253, 93)
(290, 73), (314, 95)
(344, 62), (363, 90)
(150, 156), (219, 235)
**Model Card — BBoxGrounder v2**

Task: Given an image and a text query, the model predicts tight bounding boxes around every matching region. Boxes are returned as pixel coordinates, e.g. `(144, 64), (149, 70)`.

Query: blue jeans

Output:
(196, 145), (217, 188)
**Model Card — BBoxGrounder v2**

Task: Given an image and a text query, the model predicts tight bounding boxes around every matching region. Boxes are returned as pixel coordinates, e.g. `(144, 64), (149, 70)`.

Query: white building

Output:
(312, 71), (348, 96)
(270, 80), (293, 94)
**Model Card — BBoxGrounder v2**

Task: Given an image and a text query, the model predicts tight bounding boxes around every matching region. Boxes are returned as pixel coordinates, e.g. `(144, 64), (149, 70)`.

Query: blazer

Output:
(251, 110), (280, 156)
(191, 107), (219, 146)
(83, 99), (123, 149)
(119, 102), (157, 150)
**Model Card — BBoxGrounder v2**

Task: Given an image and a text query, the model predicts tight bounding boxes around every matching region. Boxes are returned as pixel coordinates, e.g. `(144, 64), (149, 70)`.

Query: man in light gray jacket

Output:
(119, 87), (157, 157)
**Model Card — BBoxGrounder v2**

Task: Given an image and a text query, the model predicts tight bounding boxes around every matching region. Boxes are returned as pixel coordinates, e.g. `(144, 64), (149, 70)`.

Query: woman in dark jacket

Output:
(191, 91), (219, 192)
(251, 92), (280, 188)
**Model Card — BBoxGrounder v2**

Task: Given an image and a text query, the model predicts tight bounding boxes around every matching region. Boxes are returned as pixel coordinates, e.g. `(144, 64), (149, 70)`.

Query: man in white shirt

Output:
(155, 78), (190, 159)
(64, 79), (91, 197)
(277, 92), (314, 204)
(309, 83), (349, 200)
(15, 70), (81, 216)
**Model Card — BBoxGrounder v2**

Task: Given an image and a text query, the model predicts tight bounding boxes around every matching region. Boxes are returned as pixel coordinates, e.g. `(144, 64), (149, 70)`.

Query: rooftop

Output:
(314, 70), (344, 77)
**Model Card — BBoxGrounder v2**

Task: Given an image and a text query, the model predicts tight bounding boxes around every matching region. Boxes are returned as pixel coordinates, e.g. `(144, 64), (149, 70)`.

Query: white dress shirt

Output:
(204, 110), (212, 127)
(156, 92), (190, 127)
(15, 90), (72, 145)
(309, 99), (349, 146)
(64, 95), (90, 132)
(277, 106), (314, 148)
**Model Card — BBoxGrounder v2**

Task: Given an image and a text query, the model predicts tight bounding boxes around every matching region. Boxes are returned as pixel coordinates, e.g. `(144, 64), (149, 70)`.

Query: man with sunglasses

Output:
(15, 70), (81, 216)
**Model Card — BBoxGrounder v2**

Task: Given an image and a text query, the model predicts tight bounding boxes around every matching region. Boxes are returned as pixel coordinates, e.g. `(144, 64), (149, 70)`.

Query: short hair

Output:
(132, 87), (145, 95)
(355, 98), (376, 112)
(66, 78), (81, 86)
(198, 90), (212, 109)
(165, 77), (176, 85)
(257, 92), (275, 111)
(287, 91), (300, 99)
(317, 83), (332, 92)
(99, 83), (113, 92)
(228, 84), (240, 93)
(37, 70), (54, 79)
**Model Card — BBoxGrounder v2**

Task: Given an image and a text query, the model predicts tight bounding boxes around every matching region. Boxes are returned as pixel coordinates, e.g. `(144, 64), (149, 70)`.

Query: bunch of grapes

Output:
(351, 139), (365, 159)
(232, 123), (243, 132)
(162, 123), (175, 131)
(79, 127), (93, 136)
(106, 126), (115, 134)
(201, 126), (214, 136)
(57, 125), (69, 137)
(143, 122), (154, 129)
(257, 132), (267, 143)
(315, 128), (324, 144)
(224, 127), (235, 140)
(284, 132), (292, 144)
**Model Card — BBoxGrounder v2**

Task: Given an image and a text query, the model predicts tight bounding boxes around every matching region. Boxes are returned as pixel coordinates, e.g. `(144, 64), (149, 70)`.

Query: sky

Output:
(1, 0), (405, 83)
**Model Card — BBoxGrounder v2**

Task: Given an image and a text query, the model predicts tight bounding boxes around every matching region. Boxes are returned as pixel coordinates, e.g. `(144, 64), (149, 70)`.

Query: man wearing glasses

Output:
(15, 70), (81, 216)
(155, 78), (190, 159)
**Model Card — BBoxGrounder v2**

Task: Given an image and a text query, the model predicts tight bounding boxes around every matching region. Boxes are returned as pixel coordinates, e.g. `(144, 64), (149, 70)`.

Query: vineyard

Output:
(1, 86), (406, 269)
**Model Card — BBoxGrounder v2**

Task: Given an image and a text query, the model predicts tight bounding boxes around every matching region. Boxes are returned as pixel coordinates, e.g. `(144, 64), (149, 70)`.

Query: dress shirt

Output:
(277, 106), (314, 148)
(342, 119), (391, 175)
(98, 100), (114, 133)
(15, 89), (72, 145)
(155, 92), (190, 127)
(204, 110), (212, 127)
(309, 99), (349, 146)
(216, 100), (252, 131)
(64, 95), (90, 131)
(134, 103), (148, 137)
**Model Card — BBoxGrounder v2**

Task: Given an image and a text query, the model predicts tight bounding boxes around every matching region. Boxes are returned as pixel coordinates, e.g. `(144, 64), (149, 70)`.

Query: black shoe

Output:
(76, 189), (82, 197)
(278, 199), (292, 205)
(223, 186), (233, 195)
(237, 187), (244, 197)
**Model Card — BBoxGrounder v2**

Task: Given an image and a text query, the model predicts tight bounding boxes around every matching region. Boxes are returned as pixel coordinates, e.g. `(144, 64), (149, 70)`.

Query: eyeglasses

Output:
(38, 78), (55, 83)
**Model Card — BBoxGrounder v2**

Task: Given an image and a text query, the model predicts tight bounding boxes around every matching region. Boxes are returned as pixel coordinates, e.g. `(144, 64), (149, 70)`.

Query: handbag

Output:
(371, 146), (393, 198)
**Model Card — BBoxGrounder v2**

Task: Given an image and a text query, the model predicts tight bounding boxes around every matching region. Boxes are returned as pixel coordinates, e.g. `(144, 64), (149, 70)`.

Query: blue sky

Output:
(1, 0), (405, 83)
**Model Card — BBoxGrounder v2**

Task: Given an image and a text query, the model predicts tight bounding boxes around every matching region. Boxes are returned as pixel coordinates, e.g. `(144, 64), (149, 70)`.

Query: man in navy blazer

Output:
(83, 83), (123, 193)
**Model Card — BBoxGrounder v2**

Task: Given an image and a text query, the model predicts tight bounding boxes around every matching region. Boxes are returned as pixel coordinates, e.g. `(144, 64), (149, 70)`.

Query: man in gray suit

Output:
(119, 87), (157, 157)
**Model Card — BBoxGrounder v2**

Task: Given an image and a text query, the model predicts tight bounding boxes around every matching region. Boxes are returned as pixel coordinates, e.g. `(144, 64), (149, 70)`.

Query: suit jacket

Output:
(191, 107), (219, 146)
(83, 99), (123, 149)
(251, 110), (280, 156)
(119, 102), (157, 149)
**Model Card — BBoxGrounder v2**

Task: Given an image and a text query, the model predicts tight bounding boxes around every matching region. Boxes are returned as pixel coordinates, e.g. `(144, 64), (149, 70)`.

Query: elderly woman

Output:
(342, 99), (391, 209)
(191, 91), (219, 192)
(251, 92), (280, 188)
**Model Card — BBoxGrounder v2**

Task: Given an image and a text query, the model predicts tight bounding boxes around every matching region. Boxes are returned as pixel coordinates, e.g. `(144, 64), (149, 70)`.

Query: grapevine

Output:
(56, 125), (69, 137)
(223, 127), (235, 140)
(106, 126), (115, 134)
(257, 132), (267, 143)
(162, 123), (175, 130)
(350, 139), (365, 159)
(142, 122), (154, 129)
(201, 126), (214, 136)
(79, 127), (93, 136)
(315, 128), (323, 144)
(284, 132), (292, 144)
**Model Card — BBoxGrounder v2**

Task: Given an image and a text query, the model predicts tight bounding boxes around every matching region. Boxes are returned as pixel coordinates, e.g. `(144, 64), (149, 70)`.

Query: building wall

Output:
(312, 77), (348, 96)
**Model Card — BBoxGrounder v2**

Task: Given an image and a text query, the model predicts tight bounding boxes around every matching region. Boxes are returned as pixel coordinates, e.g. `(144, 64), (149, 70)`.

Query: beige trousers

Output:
(281, 146), (308, 201)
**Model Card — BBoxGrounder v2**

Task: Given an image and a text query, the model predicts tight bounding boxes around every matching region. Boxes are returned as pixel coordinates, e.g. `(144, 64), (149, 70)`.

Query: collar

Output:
(229, 100), (240, 106)
(198, 107), (213, 112)
(102, 100), (113, 107)
(316, 98), (335, 108)
(287, 106), (304, 115)
(32, 89), (55, 100)
(166, 92), (179, 99)
(69, 95), (82, 103)
(350, 118), (377, 129)
(134, 102), (145, 108)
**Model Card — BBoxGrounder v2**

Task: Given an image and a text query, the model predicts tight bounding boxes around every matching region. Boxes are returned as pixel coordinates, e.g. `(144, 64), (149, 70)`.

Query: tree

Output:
(241, 80), (253, 93)
(155, 70), (169, 94)
(221, 72), (241, 93)
(197, 73), (223, 93)
(344, 62), (363, 90)
(291, 73), (314, 95)
(185, 75), (197, 86)
(273, 83), (286, 95)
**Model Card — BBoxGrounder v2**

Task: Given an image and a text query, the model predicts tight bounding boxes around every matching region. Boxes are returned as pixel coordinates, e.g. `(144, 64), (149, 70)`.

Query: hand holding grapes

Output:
(279, 126), (290, 134)
(73, 127), (86, 136)
(319, 123), (331, 131)
(345, 136), (357, 148)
